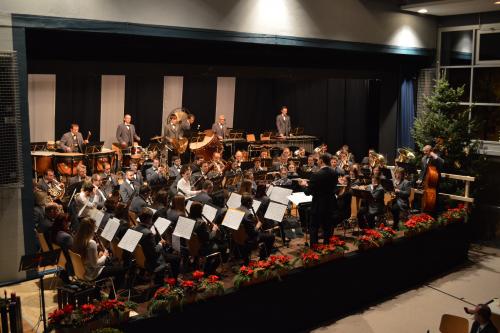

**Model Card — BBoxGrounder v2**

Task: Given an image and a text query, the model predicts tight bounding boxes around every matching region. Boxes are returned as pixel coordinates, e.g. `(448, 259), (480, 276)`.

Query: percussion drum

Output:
(189, 130), (223, 161)
(53, 152), (84, 177)
(87, 149), (117, 174)
(31, 151), (54, 176)
(130, 146), (144, 159)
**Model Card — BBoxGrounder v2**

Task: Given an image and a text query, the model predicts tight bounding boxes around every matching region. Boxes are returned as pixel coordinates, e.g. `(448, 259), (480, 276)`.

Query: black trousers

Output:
(242, 232), (275, 265)
(357, 207), (377, 229)
(98, 265), (127, 292)
(309, 212), (337, 245)
(390, 203), (407, 230)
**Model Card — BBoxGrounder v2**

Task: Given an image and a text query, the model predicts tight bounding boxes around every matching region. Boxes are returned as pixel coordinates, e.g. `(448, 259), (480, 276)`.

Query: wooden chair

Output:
(133, 244), (146, 270)
(110, 239), (124, 262)
(128, 211), (138, 227)
(36, 231), (67, 287)
(439, 314), (469, 333)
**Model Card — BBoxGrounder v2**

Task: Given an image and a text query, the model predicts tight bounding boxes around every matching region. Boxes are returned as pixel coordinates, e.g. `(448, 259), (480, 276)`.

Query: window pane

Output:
(473, 68), (500, 103)
(472, 106), (500, 141)
(445, 68), (470, 102)
(440, 30), (473, 66)
(478, 32), (500, 62)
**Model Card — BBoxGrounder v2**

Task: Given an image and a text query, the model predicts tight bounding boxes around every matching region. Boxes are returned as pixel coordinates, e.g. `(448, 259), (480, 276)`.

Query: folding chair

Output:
(438, 314), (469, 333)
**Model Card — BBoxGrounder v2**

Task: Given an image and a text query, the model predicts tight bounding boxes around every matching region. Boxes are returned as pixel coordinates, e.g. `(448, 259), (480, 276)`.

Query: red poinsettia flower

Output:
(192, 270), (205, 280)
(165, 277), (177, 286)
(81, 303), (96, 315)
(62, 304), (73, 314)
(182, 280), (195, 288)
(207, 275), (219, 283)
(48, 309), (66, 323)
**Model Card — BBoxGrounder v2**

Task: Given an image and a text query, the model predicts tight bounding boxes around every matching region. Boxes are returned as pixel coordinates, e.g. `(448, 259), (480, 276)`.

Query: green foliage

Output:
(411, 78), (481, 174)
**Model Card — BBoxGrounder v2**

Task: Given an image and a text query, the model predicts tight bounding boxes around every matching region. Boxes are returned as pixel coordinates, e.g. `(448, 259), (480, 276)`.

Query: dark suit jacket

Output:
(68, 175), (87, 186)
(119, 180), (137, 203)
(145, 167), (168, 186)
(130, 195), (148, 214)
(164, 123), (182, 140)
(304, 166), (338, 224)
(419, 154), (444, 182)
(211, 122), (227, 138)
(394, 179), (411, 210)
(100, 173), (118, 197)
(116, 123), (139, 146)
(368, 184), (385, 215)
(169, 165), (181, 178)
(237, 205), (259, 241)
(190, 191), (213, 205)
(59, 132), (84, 152)
(276, 114), (291, 136)
(132, 171), (144, 186)
(134, 224), (162, 272)
(37, 179), (51, 192)
(470, 321), (498, 333)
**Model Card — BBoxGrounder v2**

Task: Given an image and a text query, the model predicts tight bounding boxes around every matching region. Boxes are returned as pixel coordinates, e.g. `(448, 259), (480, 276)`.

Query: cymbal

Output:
(150, 135), (163, 141)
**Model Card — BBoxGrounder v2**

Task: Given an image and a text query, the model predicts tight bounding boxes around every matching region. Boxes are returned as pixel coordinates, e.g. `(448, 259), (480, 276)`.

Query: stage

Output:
(121, 222), (470, 333)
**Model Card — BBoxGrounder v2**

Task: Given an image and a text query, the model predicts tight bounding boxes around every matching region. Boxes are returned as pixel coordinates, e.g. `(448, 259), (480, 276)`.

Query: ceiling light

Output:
(418, 8), (428, 14)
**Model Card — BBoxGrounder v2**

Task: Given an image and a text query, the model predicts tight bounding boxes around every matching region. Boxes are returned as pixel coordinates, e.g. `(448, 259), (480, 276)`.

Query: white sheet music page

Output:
(269, 186), (293, 205)
(226, 192), (242, 209)
(185, 200), (193, 213)
(252, 199), (262, 213)
(221, 208), (245, 230)
(100, 218), (120, 241)
(118, 229), (143, 252)
(172, 235), (181, 252)
(173, 216), (196, 239)
(287, 192), (312, 205)
(264, 201), (287, 222)
(202, 204), (218, 223)
(266, 185), (274, 197)
(154, 217), (171, 236)
(91, 210), (105, 231)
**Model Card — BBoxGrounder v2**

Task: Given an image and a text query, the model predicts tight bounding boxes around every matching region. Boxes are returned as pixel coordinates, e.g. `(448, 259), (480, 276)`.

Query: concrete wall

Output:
(0, 0), (437, 49)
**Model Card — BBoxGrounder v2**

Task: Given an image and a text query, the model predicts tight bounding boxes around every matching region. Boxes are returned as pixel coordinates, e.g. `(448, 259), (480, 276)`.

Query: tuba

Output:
(369, 151), (386, 168)
(395, 148), (416, 164)
(166, 107), (191, 154)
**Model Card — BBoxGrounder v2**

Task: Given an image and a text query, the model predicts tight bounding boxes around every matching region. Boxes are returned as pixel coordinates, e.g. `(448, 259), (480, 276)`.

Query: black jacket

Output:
(470, 321), (498, 333)
(304, 166), (338, 220)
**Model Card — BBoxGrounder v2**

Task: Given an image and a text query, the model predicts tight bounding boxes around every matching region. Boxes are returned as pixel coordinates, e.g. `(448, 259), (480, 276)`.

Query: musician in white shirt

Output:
(176, 165), (201, 199)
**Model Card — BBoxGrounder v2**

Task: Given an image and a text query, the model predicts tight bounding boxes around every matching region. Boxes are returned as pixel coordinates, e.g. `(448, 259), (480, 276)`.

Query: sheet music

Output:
(226, 192), (242, 209)
(287, 192), (312, 205)
(172, 235), (181, 252)
(221, 208), (245, 230)
(118, 229), (143, 252)
(252, 199), (262, 213)
(100, 218), (120, 241)
(91, 209), (105, 231)
(266, 185), (274, 197)
(173, 216), (196, 239)
(185, 200), (193, 213)
(264, 201), (287, 222)
(202, 204), (218, 223)
(269, 186), (293, 205)
(154, 217), (171, 236)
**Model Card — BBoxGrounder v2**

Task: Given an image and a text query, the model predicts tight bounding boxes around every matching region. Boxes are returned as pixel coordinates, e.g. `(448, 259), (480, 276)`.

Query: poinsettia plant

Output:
(200, 274), (225, 297)
(378, 225), (397, 241)
(355, 228), (384, 248)
(438, 204), (468, 225)
(401, 213), (437, 234)
(233, 255), (294, 288)
(149, 278), (185, 315)
(300, 250), (320, 266)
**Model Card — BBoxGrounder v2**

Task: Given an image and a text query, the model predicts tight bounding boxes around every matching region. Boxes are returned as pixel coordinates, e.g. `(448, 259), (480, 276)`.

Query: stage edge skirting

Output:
(123, 223), (470, 332)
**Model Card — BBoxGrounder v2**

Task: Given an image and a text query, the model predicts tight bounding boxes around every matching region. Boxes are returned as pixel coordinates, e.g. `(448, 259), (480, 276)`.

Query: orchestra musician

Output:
(276, 106), (292, 137)
(169, 156), (182, 179)
(191, 180), (214, 205)
(164, 114), (183, 141)
(190, 155), (205, 174)
(59, 123), (88, 153)
(330, 156), (345, 176)
(234, 151), (244, 167)
(119, 170), (138, 203)
(295, 147), (306, 158)
(212, 115), (227, 140)
(301, 155), (319, 174)
(210, 151), (225, 178)
(336, 175), (352, 223)
(287, 163), (299, 179)
(145, 158), (168, 186)
(129, 161), (144, 186)
(176, 165), (201, 199)
(416, 144), (444, 186)
(336, 144), (355, 163)
(390, 168), (411, 230)
(166, 194), (186, 226)
(192, 161), (211, 190)
(90, 174), (107, 209)
(101, 163), (118, 197)
(273, 166), (292, 187)
(37, 169), (60, 193)
(130, 185), (152, 215)
(74, 182), (99, 218)
(252, 158), (266, 173)
(116, 114), (140, 148)
(69, 165), (89, 186)
(356, 175), (385, 229)
(182, 114), (196, 140)
(299, 153), (338, 245)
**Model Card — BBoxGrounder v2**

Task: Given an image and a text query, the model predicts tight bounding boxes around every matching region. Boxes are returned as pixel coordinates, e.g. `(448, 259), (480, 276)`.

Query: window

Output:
(440, 30), (473, 66)
(472, 106), (500, 141)
(477, 31), (500, 64)
(473, 68), (500, 104)
(444, 68), (471, 102)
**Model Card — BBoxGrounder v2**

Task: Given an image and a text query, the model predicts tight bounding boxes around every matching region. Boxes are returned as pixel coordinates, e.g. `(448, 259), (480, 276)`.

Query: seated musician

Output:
(330, 156), (345, 176)
(338, 151), (352, 173)
(129, 161), (144, 186)
(119, 170), (138, 203)
(177, 165), (201, 199)
(234, 150), (244, 168)
(37, 169), (61, 193)
(287, 162), (299, 178)
(72, 217), (127, 290)
(361, 148), (376, 166)
(191, 180), (214, 205)
(192, 161), (211, 190)
(188, 202), (224, 274)
(211, 114), (227, 140)
(190, 155), (205, 174)
(37, 203), (59, 240)
(130, 185), (151, 215)
(260, 150), (270, 159)
(74, 182), (99, 218)
(151, 190), (169, 218)
(282, 147), (292, 159)
(146, 158), (168, 186)
(272, 166), (292, 187)
(237, 193), (275, 264)
(91, 173), (107, 209)
(69, 165), (89, 186)
(166, 194), (186, 226)
(101, 163), (118, 198)
(337, 144), (355, 163)
(243, 170), (257, 193)
(134, 208), (181, 279)
(116, 114), (140, 148)
(336, 175), (352, 223)
(272, 155), (289, 172)
(169, 156), (182, 179)
(252, 157), (266, 173)
(59, 123), (88, 153)
(357, 175), (385, 229)
(391, 167), (411, 230)
(349, 168), (361, 187)
(209, 151), (226, 178)
(301, 155), (319, 174)
(49, 213), (73, 283)
(224, 159), (242, 178)
(295, 147), (306, 158)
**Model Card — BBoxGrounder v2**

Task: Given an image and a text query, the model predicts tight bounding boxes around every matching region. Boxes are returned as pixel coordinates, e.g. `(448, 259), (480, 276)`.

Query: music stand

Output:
(19, 250), (61, 333)
(396, 161), (418, 175)
(240, 161), (253, 171)
(381, 179), (395, 192)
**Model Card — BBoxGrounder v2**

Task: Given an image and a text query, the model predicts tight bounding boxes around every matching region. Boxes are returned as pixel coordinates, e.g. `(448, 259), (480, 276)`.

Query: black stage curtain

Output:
(182, 76), (217, 131)
(124, 75), (164, 145)
(55, 73), (101, 141)
(234, 78), (379, 160)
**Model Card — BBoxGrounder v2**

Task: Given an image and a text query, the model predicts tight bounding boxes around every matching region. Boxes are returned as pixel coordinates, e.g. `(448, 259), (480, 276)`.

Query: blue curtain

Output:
(399, 79), (415, 148)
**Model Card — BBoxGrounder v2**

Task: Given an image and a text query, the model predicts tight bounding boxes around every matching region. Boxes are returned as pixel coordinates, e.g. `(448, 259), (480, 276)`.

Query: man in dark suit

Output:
(129, 161), (144, 186)
(169, 156), (182, 179)
(145, 158), (168, 186)
(357, 175), (385, 229)
(191, 180), (214, 205)
(130, 185), (151, 214)
(469, 304), (498, 333)
(68, 165), (89, 186)
(119, 170), (138, 203)
(276, 106), (292, 137)
(417, 144), (444, 184)
(116, 114), (140, 148)
(391, 168), (411, 230)
(37, 169), (58, 193)
(238, 193), (275, 264)
(134, 208), (180, 279)
(300, 153), (338, 245)
(59, 123), (88, 152)
(100, 163), (118, 198)
(164, 114), (182, 141)
(211, 115), (227, 140)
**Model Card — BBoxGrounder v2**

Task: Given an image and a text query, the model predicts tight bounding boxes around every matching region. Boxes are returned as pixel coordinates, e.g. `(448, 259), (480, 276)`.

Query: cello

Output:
(421, 148), (440, 213)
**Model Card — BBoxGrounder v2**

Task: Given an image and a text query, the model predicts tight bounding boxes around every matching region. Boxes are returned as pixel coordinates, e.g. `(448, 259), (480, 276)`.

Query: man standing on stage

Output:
(276, 106), (292, 137)
(212, 115), (227, 140)
(417, 144), (444, 185)
(164, 114), (182, 141)
(116, 114), (140, 148)
(59, 123), (88, 153)
(299, 153), (338, 245)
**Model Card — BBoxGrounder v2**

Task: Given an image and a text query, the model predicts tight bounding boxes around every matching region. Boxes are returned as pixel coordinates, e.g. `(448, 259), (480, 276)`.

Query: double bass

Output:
(421, 148), (441, 213)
